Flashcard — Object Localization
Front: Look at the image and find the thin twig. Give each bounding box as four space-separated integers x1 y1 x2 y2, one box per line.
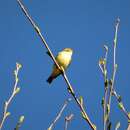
99 45 109 130
14 116 25 130
115 121 120 130
0 63 22 129
103 89 108 130
64 114 74 130
48 98 71 130
103 45 108 130
113 90 130 120
65 120 68 130
108 18 120 117
17 1 96 130
127 124 130 130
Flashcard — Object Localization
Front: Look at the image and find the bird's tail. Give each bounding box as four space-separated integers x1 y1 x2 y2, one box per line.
46 76 53 84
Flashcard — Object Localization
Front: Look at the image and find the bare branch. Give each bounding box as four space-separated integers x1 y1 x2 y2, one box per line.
65 114 74 130
107 18 120 118
99 45 109 130
0 63 22 129
99 18 120 130
48 98 71 130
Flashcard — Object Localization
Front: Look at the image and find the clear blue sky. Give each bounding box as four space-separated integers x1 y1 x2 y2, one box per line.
0 0 130 130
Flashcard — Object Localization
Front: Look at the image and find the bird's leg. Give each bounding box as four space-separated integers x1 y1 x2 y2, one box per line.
60 66 65 73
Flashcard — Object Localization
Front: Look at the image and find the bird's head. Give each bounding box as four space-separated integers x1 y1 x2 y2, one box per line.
63 48 73 55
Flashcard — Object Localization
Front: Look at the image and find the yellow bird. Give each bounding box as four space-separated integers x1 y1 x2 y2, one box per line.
47 48 73 84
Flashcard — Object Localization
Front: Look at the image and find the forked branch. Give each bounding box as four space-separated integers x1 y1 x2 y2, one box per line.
48 98 71 130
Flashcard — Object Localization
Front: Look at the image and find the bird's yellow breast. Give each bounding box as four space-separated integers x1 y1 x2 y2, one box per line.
56 51 72 69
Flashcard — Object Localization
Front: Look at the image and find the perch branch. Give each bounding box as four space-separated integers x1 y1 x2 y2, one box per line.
17 0 96 129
